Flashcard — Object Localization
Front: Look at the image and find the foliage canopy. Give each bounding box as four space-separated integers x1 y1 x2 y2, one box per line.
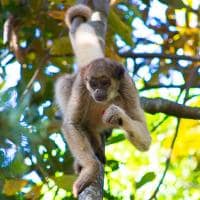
0 0 199 199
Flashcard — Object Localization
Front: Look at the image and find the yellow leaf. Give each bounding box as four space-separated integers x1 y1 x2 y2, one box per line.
163 98 200 161
177 26 199 35
3 179 28 196
110 0 121 5
48 10 65 20
1 0 9 6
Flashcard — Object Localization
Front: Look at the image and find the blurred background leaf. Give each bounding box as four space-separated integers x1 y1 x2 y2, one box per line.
0 0 199 199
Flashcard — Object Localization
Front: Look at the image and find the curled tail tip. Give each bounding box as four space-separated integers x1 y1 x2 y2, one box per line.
65 4 92 28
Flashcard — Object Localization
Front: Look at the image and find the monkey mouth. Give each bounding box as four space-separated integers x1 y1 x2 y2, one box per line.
94 96 107 103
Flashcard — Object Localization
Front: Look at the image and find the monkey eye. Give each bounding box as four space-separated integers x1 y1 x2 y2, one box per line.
101 79 111 87
89 79 98 88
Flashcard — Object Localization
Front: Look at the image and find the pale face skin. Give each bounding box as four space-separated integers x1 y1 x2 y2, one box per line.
85 75 120 104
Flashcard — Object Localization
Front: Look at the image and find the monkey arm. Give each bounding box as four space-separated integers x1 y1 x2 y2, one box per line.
103 73 151 151
102 104 151 151
120 109 151 151
62 75 100 197
62 122 100 197
119 74 151 151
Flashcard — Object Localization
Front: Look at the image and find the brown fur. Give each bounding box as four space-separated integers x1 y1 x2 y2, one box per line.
55 58 151 197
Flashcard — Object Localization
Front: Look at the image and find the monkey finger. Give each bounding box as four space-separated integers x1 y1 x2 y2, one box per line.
73 183 78 198
72 162 99 197
73 177 89 198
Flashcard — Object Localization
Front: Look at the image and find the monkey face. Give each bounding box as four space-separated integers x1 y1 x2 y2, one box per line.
86 75 119 103
82 58 125 103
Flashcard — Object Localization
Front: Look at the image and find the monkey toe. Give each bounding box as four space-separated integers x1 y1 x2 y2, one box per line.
73 179 90 198
73 168 96 197
73 181 83 198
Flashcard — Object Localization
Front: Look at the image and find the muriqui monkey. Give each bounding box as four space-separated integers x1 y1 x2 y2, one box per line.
55 4 151 198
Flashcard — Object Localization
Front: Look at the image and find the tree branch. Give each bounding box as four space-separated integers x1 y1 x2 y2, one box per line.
119 50 200 62
141 97 200 119
139 84 200 91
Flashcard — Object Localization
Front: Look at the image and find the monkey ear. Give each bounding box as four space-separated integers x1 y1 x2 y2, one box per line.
113 63 125 79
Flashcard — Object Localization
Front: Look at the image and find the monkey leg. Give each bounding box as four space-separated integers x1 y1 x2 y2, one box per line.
62 123 100 197
88 132 106 164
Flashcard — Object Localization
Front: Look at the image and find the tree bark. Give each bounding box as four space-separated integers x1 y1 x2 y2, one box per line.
141 97 200 119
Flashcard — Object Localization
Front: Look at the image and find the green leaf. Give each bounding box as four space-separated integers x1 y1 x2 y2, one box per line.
141 0 151 6
50 37 72 56
136 172 156 189
108 9 133 45
106 160 119 171
52 174 77 190
106 134 125 145
7 152 29 177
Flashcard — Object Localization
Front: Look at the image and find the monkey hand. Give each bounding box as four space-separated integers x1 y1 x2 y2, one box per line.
73 160 100 197
102 104 125 127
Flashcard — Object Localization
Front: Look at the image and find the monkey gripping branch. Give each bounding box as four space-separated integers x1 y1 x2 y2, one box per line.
62 1 200 200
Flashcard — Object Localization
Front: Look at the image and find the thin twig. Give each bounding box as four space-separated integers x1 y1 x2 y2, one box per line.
148 86 190 199
119 51 200 62
150 115 168 132
20 54 50 100
148 119 180 200
139 84 200 91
